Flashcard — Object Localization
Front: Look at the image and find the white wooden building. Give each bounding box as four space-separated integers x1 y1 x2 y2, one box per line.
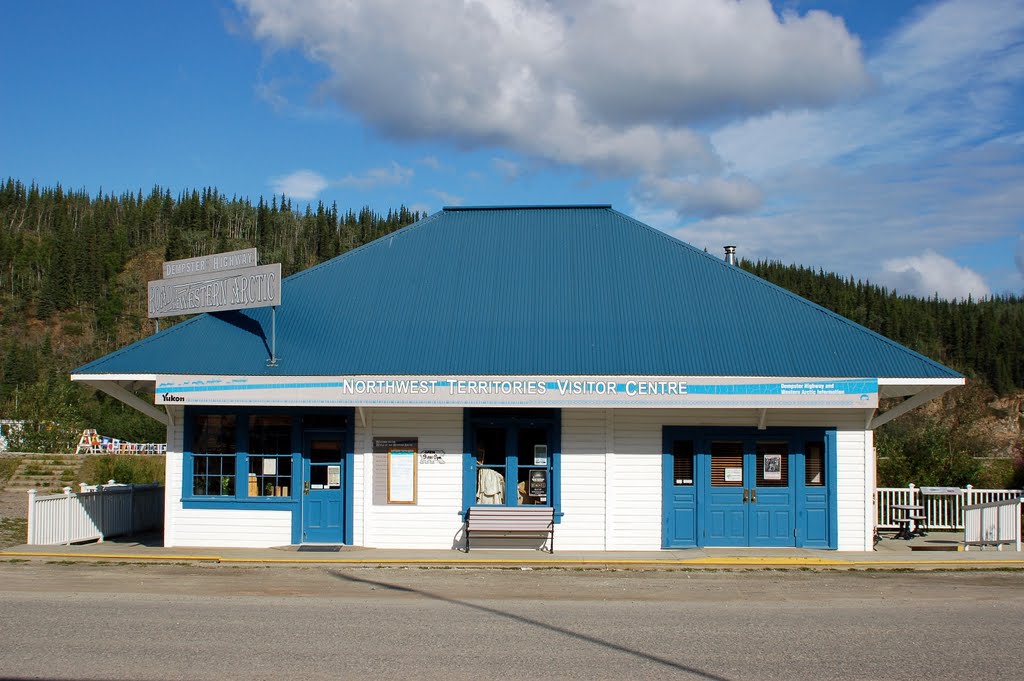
73 206 963 551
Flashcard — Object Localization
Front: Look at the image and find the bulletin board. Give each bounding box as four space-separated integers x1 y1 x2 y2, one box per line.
387 448 418 504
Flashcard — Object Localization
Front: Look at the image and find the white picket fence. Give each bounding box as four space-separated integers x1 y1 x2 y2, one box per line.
877 484 1023 530
26 482 164 545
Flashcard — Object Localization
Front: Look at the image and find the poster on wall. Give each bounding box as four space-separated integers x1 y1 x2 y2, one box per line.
327 465 341 489
528 469 548 498
387 449 417 504
533 444 548 466
724 467 743 483
763 454 782 481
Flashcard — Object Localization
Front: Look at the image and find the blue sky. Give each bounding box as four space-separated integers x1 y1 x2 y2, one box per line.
2 0 1022 299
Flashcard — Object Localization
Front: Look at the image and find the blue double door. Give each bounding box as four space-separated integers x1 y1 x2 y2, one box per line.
663 428 832 549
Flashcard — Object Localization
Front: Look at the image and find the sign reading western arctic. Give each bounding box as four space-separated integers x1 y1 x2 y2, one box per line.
148 248 280 318
155 375 878 408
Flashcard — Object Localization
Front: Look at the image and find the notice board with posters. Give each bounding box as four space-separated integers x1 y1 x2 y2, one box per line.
374 437 418 504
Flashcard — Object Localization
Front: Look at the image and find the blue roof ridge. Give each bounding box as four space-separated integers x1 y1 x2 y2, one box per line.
282 208 448 286
607 208 962 380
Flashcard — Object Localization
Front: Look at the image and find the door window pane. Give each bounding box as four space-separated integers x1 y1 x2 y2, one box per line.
711 441 743 487
805 441 825 486
672 440 694 486
756 442 788 487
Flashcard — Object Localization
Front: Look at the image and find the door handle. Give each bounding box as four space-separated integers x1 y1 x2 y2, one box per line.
751 489 757 503
304 481 310 495
743 488 749 503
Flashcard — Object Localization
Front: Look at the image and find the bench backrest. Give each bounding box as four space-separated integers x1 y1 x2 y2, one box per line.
468 506 553 528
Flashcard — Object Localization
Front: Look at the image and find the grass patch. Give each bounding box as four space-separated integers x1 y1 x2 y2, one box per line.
0 458 21 484
80 455 164 486
0 517 28 549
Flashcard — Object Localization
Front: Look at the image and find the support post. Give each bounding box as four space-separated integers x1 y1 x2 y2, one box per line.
26 489 36 546
267 306 278 367
64 486 73 546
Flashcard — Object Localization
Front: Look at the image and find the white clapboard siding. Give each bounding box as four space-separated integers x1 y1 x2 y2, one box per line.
163 406 292 548
836 428 870 551
164 407 184 548
558 409 607 550
358 408 465 549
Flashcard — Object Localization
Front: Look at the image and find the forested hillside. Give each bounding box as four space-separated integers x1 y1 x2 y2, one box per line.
0 178 1021 486
0 178 420 448
740 261 1023 394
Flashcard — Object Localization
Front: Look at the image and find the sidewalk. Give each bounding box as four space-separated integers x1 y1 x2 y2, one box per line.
2 532 1022 569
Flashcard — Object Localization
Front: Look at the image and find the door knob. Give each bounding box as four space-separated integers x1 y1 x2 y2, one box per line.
304 481 310 495
751 489 757 503
743 488 749 502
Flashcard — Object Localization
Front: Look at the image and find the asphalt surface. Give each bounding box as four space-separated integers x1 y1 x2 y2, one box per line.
1 563 1022 681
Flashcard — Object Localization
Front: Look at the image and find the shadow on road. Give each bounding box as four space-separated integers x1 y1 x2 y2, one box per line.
329 570 732 681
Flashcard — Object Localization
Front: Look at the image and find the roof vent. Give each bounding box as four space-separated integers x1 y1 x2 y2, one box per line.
724 245 736 265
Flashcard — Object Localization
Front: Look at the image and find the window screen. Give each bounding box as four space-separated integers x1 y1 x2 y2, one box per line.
805 441 825 486
711 441 743 487
672 440 694 486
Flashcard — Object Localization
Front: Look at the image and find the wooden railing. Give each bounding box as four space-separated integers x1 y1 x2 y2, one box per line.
877 484 1022 530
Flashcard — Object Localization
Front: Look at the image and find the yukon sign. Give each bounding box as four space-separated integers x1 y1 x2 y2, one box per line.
147 262 281 318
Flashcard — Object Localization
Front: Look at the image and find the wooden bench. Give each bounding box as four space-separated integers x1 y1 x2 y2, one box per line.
464 506 554 553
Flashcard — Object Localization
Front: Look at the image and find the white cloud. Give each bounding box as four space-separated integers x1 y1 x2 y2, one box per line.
336 162 414 190
430 190 463 206
665 0 1024 295
879 250 990 301
633 174 762 219
492 157 522 181
236 0 866 181
270 169 328 200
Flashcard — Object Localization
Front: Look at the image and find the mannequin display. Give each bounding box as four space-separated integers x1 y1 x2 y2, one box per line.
476 455 505 504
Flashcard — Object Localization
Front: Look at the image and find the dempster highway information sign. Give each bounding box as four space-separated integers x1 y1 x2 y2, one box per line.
148 249 282 318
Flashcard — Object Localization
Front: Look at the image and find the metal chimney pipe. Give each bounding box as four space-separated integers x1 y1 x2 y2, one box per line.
724 245 736 265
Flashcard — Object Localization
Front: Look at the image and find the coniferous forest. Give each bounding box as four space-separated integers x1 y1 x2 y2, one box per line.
0 178 1021 486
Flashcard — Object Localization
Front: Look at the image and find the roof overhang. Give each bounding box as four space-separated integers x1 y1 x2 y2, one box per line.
71 374 168 426
73 373 962 430
869 377 965 430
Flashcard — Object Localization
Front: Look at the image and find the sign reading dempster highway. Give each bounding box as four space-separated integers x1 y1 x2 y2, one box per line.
147 248 281 318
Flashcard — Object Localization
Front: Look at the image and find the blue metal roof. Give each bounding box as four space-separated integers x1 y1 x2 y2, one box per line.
74 206 961 379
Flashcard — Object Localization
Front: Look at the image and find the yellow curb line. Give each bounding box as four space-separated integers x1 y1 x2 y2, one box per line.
3 551 1023 568
0 551 221 562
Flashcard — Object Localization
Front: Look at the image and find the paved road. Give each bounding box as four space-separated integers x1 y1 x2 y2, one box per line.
1 563 1022 680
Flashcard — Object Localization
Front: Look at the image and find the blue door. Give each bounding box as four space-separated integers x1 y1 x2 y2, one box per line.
748 441 795 547
704 440 747 546
663 438 697 547
301 434 345 544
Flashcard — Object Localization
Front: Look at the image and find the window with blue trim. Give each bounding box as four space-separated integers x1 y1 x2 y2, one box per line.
465 409 560 513
247 415 293 497
186 411 296 502
191 415 237 496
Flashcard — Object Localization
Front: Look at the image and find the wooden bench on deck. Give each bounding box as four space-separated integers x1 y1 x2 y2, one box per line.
464 506 554 553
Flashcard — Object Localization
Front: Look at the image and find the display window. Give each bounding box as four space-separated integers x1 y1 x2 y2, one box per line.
464 409 560 515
